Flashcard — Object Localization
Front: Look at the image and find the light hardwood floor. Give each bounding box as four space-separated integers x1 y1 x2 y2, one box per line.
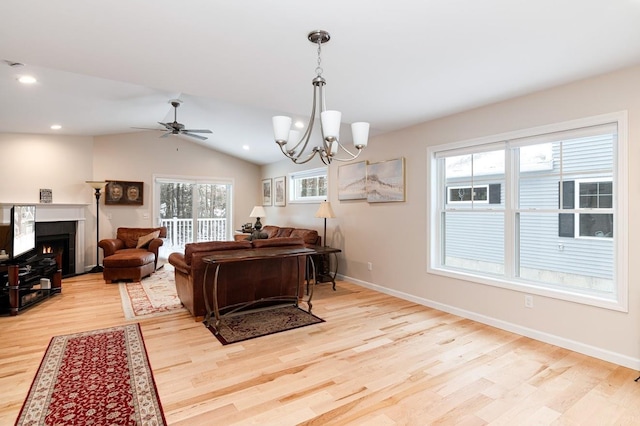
1 272 640 425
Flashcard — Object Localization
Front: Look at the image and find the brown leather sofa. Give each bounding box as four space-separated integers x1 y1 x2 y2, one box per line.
235 225 320 246
98 227 166 283
168 237 308 320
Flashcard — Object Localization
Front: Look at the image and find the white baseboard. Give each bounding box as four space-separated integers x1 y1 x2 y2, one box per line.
337 274 640 371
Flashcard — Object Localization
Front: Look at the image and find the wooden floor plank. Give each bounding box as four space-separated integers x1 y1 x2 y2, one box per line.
1 273 639 425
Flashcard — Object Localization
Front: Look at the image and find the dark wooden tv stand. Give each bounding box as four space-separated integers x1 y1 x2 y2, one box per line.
0 253 62 315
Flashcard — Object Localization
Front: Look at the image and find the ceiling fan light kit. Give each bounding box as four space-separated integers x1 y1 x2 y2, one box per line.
272 30 370 165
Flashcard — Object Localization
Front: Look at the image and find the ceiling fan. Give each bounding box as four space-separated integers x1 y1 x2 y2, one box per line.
134 99 213 140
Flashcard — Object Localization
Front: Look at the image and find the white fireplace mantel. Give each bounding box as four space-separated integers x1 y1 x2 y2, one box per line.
0 203 89 274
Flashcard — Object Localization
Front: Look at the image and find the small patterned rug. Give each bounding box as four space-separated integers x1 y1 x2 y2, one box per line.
118 265 185 320
207 305 324 345
16 324 166 425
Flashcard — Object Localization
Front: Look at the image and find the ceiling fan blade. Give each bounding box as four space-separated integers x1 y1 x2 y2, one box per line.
158 121 173 130
182 129 213 133
131 126 164 131
160 132 172 138
182 132 208 141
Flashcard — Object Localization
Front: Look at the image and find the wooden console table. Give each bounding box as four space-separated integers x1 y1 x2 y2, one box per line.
202 246 316 333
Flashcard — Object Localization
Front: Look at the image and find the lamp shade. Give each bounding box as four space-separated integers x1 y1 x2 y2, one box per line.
286 129 300 153
320 110 341 140
315 201 336 219
351 122 369 148
250 206 267 218
86 180 106 190
273 116 292 142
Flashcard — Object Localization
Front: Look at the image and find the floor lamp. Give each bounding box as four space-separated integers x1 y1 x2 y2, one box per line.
86 181 106 273
315 201 336 247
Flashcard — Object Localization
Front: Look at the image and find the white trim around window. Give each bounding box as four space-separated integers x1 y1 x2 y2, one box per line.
288 167 328 204
427 111 628 312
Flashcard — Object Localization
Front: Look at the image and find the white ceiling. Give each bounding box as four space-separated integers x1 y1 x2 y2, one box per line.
2 0 640 165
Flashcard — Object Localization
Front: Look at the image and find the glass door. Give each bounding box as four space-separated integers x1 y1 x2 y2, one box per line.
155 177 232 251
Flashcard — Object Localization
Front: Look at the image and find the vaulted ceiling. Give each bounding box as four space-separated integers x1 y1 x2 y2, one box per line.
2 0 640 165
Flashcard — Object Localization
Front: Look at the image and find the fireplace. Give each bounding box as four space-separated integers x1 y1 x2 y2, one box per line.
36 221 76 277
1 203 87 275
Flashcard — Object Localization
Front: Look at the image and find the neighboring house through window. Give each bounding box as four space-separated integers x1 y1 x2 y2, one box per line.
428 112 628 311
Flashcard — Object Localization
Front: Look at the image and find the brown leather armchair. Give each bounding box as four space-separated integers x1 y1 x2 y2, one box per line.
98 227 167 282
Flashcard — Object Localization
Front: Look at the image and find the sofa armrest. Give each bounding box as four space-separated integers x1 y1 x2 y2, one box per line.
168 252 190 275
98 238 125 257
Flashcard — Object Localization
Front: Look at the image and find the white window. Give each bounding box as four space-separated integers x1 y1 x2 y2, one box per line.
289 167 328 203
428 112 628 311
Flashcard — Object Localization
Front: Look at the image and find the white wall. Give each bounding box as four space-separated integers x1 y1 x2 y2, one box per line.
262 65 640 369
0 134 94 204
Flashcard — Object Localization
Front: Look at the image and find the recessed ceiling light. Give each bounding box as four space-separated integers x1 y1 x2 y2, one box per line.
18 75 37 84
242 145 250 150
294 121 304 129
50 124 62 130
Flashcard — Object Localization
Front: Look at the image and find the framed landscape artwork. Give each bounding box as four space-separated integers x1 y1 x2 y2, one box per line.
338 161 367 200
274 176 286 206
262 179 272 206
366 158 406 203
105 180 144 205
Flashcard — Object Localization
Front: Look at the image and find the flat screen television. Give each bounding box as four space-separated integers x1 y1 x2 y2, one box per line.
0 204 36 262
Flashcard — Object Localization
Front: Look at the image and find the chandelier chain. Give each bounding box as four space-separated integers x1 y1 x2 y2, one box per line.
315 39 323 77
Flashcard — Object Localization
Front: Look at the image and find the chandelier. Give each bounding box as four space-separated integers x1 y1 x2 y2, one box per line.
272 30 370 165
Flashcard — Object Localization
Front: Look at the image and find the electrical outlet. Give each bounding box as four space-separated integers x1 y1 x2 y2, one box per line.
524 295 534 308
367 262 373 271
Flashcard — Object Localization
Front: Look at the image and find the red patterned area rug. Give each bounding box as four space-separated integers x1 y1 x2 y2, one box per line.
207 305 324 345
119 265 185 320
16 324 166 426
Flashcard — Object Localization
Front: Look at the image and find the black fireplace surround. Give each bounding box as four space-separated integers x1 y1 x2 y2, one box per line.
35 221 76 277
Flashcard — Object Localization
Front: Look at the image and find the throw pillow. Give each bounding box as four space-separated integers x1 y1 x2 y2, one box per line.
136 230 160 249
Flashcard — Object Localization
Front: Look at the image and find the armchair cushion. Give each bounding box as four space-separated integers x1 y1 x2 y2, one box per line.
136 230 161 249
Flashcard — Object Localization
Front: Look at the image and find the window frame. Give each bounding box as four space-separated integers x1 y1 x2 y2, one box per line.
288 167 328 204
575 178 614 240
427 111 628 312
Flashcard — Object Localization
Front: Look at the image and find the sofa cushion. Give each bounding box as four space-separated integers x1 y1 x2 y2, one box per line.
290 228 319 245
251 237 304 248
275 227 294 238
261 225 280 239
184 240 252 265
136 230 160 249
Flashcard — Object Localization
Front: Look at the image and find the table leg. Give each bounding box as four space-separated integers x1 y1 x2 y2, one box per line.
307 256 316 313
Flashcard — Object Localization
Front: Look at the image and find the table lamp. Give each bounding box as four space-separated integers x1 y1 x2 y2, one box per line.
315 201 336 247
249 206 267 231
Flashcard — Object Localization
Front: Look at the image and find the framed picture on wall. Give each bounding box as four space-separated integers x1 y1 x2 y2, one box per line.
105 180 144 206
338 161 367 200
262 179 272 206
274 176 286 206
366 158 406 203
